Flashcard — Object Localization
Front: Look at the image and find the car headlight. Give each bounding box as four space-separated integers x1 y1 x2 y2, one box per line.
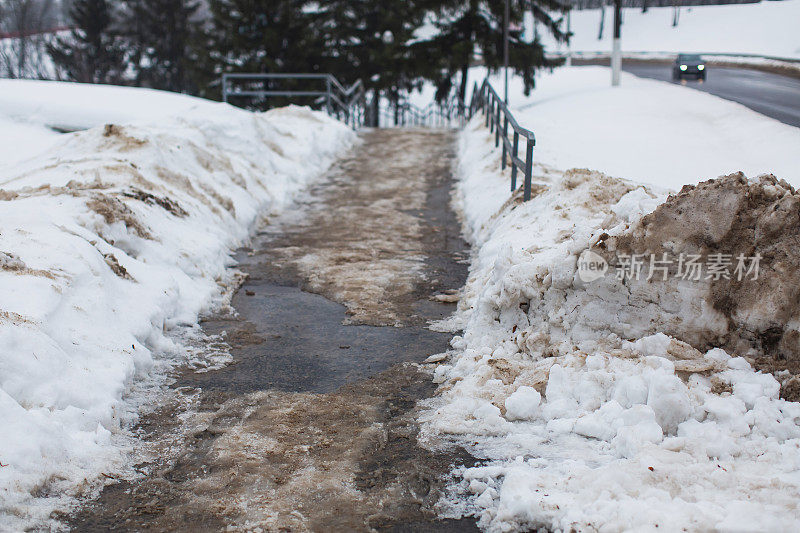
698 64 705 70
680 65 688 71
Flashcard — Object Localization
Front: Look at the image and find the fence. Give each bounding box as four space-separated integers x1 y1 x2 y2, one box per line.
379 93 465 128
469 78 537 201
221 73 366 129
221 72 465 129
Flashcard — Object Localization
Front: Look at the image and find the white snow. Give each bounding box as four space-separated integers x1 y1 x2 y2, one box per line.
0 79 224 132
545 0 800 59
0 80 355 529
424 72 800 531
0 114 61 169
471 66 800 189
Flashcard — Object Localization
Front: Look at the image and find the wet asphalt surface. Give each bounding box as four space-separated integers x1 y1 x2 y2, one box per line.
186 130 469 396
571 58 800 128
621 63 800 128
185 282 452 395
67 129 479 532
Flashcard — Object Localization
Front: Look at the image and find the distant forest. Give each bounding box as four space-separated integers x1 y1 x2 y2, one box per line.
0 0 776 108
1 0 572 108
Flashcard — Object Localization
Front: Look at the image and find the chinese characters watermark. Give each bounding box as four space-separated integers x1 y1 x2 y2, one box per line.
578 251 762 283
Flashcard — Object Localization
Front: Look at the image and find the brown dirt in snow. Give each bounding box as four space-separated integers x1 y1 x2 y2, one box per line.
102 124 149 151
101 252 134 281
86 193 154 240
154 165 230 219
0 309 35 325
122 188 189 217
68 129 476 531
0 251 57 279
598 173 800 398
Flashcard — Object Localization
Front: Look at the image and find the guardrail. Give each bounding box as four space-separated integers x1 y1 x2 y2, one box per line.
469 79 537 201
221 73 366 128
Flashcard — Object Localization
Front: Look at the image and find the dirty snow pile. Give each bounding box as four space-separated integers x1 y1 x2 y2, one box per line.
421 118 800 531
0 81 354 528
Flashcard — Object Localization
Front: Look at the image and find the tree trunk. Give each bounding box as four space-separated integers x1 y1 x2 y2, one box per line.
458 63 469 105
370 88 380 127
459 7 475 105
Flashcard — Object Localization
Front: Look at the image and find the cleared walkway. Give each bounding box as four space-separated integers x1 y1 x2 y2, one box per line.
69 130 477 531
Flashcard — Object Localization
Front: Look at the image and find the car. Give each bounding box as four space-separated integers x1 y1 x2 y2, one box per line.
672 54 707 81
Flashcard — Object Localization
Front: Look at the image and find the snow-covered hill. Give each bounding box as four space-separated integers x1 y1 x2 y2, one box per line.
463 66 800 190
543 0 800 59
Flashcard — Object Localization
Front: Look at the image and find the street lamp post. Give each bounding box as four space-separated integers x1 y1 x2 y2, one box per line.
504 0 510 103
611 0 622 86
566 8 572 67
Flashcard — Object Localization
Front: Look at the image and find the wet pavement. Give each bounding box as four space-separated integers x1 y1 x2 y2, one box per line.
573 58 800 128
68 129 478 532
185 282 451 394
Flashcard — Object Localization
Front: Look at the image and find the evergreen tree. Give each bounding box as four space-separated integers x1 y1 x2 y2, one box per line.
317 0 436 121
197 0 329 103
124 0 202 93
204 0 326 73
47 0 126 83
418 0 570 102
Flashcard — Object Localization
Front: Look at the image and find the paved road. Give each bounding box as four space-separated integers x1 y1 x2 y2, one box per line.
622 62 800 128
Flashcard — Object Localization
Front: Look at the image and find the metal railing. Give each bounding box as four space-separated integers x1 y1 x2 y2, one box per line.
220 72 468 130
219 73 539 203
469 79 537 201
380 94 465 128
221 73 366 129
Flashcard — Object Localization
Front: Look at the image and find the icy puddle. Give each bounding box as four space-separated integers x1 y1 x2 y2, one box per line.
68 129 477 531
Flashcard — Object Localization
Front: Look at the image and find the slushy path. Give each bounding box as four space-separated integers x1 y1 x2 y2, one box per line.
69 130 478 532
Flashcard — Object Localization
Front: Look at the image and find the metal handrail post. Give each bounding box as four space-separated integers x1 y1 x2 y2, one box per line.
325 77 332 114
494 101 501 147
511 131 519 191
523 138 534 201
501 115 508 171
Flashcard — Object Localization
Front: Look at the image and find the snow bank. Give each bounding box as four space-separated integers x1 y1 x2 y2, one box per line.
544 0 800 59
0 85 355 528
472 66 800 189
422 118 800 531
0 79 223 132
0 115 61 170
